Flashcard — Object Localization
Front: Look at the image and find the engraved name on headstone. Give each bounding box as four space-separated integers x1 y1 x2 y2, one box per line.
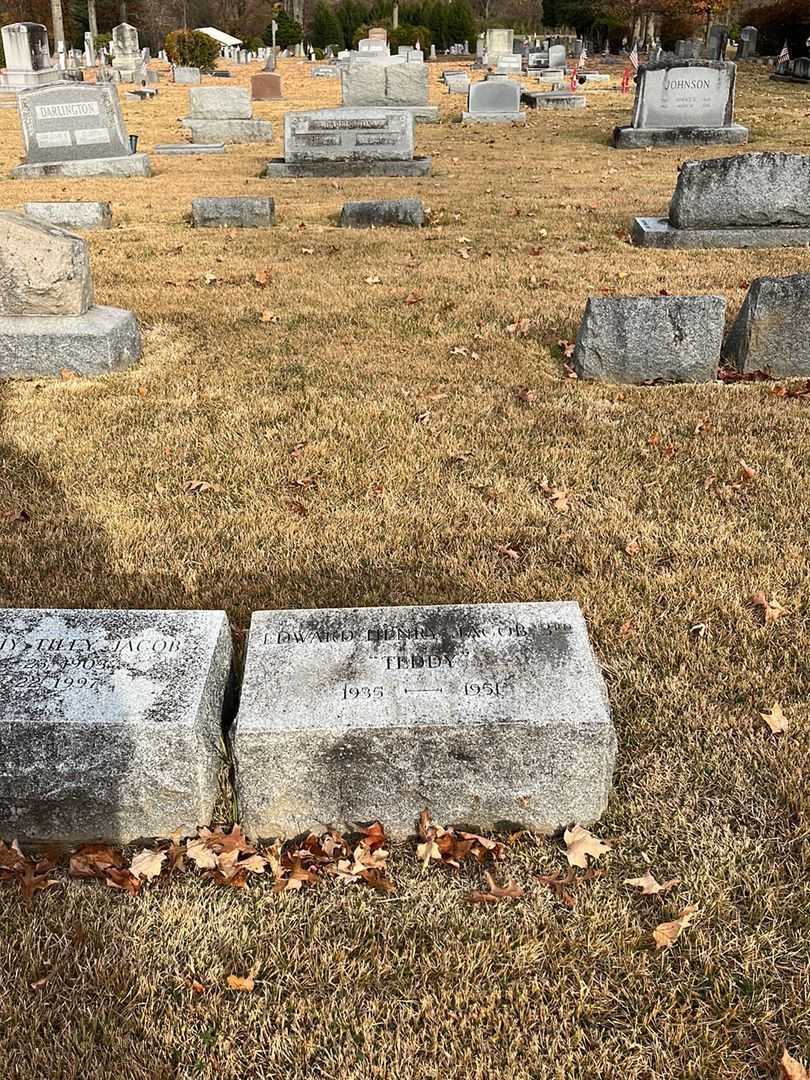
233 601 616 839
17 82 131 163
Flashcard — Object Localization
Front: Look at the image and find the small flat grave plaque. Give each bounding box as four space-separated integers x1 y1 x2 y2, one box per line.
233 601 615 838
0 608 232 845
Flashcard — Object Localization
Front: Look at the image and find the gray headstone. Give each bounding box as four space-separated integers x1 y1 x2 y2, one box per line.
669 152 810 229
188 86 252 119
723 273 810 376
573 295 726 383
0 609 232 845
0 211 92 316
22 200 112 230
0 22 62 90
282 108 415 163
232 602 615 839
467 78 521 113
548 44 566 68
339 198 424 228
192 196 276 228
16 82 132 165
173 66 201 85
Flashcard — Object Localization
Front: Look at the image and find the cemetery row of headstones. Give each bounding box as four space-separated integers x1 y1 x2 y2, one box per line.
0 603 616 846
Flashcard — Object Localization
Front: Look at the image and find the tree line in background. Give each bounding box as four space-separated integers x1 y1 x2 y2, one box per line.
0 0 806 57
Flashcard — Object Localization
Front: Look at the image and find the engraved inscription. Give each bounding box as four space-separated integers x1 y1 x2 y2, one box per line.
75 128 111 145
308 118 388 130
36 101 101 120
36 130 72 148
356 134 398 146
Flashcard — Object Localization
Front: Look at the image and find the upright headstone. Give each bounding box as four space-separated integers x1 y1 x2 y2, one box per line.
631 152 810 250
341 61 437 121
111 22 140 81
0 608 232 844
613 60 748 148
463 78 525 124
251 72 283 100
263 107 431 177
83 32 96 68
706 24 727 61
723 273 810 376
232 602 616 839
485 28 514 66
181 86 273 143
548 43 566 69
0 212 141 377
738 26 758 59
0 22 62 91
12 82 150 178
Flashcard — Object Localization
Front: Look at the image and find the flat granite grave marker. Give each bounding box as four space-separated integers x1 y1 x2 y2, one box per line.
631 152 810 249
613 60 748 148
263 108 431 178
232 601 616 839
339 197 424 228
192 196 276 228
0 609 232 845
723 273 810 377
22 200 112 229
0 211 141 377
572 294 725 384
13 82 151 178
181 86 273 143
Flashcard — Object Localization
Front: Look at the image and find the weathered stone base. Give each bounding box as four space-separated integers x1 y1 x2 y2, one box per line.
631 216 810 250
154 144 225 155
12 153 151 179
0 306 142 379
192 196 276 228
262 156 432 178
0 68 63 91
340 198 424 228
523 91 586 108
462 111 527 125
23 201 112 230
612 124 749 149
181 118 274 143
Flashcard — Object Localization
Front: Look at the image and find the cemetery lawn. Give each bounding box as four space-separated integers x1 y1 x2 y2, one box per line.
1 61 810 1080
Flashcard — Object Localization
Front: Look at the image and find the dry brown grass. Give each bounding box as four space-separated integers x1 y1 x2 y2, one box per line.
1 59 810 1080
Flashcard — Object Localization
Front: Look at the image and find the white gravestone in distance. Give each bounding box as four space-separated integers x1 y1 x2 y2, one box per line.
263 107 431 177
0 609 233 845
233 601 616 839
613 60 748 148
463 78 525 124
485 28 514 66
0 22 62 91
13 82 151 178
111 22 141 81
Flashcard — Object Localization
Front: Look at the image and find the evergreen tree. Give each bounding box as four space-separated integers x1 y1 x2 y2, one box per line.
265 8 303 47
446 0 476 46
309 0 343 47
335 0 369 48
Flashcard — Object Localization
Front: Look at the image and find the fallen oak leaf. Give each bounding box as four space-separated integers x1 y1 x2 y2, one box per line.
467 871 524 903
781 1049 809 1080
624 870 680 896
130 848 166 881
653 904 699 949
185 839 218 869
69 842 124 879
761 702 788 735
226 972 255 992
751 591 787 625
564 824 611 868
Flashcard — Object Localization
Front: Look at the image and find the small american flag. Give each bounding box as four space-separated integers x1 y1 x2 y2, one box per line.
629 42 639 71
777 41 790 66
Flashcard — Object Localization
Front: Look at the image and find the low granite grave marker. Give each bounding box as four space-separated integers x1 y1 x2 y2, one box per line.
613 60 748 148
341 61 438 122
632 152 810 249
723 273 810 377
13 82 151 178
572 295 725 383
181 86 273 143
339 197 424 228
232 601 615 839
23 200 112 229
463 78 525 124
263 108 431 178
0 609 232 845
192 196 276 228
0 212 141 377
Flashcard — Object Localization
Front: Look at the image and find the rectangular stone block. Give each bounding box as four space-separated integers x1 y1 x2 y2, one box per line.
174 66 201 84
23 200 112 230
12 152 151 178
192 196 276 228
341 63 386 105
468 78 521 114
385 62 429 105
523 91 586 108
154 143 224 155
723 273 810 377
0 306 141 377
233 602 615 839
573 295 725 383
631 60 737 128
0 211 93 317
0 609 232 845
181 118 273 144
252 73 283 100
282 108 414 163
613 123 748 149
339 197 424 228
189 85 251 119
669 152 810 229
630 216 810 250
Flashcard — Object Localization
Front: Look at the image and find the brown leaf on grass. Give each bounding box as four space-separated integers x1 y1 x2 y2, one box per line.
506 317 531 336
272 853 321 893
226 972 255 992
540 480 571 513
1 507 30 524
259 310 278 324
104 866 141 895
751 591 787 625
417 810 503 869
183 480 214 495
624 538 640 556
653 904 699 949
781 1049 809 1080
403 292 424 305
536 867 577 908
564 825 611 868
130 848 166 881
761 702 788 735
494 543 522 561
59 368 79 380
739 459 757 482
18 861 60 906
624 870 680 896
557 339 575 359
185 839 219 870
467 871 524 903
254 269 271 287
69 842 124 879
